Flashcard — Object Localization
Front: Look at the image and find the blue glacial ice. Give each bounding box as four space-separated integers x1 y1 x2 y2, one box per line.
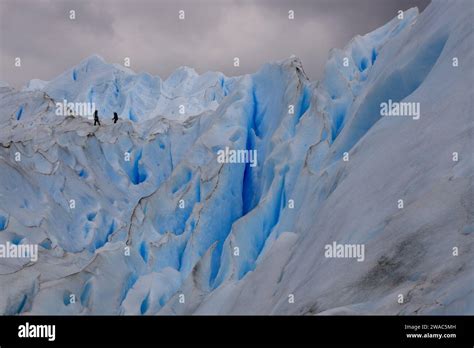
0 1 472 315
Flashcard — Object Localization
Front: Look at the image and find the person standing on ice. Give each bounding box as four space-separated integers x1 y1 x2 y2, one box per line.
113 112 118 124
93 110 101 126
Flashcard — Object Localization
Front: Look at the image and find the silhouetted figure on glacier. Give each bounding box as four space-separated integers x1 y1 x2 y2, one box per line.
113 112 118 124
93 110 101 126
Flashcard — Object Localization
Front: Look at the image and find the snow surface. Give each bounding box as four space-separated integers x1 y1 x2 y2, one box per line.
0 0 472 315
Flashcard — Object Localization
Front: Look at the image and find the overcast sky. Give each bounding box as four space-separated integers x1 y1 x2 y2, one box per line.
0 0 430 88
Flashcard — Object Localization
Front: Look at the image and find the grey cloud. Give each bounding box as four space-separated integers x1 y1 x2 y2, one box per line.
0 0 430 88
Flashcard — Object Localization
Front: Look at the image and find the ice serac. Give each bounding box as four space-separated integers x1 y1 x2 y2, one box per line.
0 0 472 315
37 54 232 122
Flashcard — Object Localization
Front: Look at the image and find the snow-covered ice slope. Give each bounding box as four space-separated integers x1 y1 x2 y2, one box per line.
0 0 472 315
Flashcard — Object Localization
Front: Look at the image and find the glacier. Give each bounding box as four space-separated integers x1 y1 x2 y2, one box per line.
0 0 472 315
